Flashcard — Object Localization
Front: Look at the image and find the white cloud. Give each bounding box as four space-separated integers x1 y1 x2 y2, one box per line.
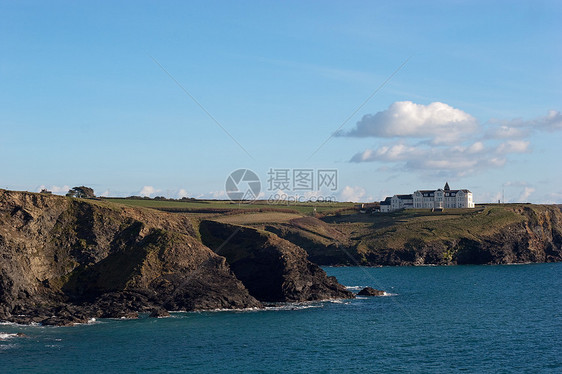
177 188 189 198
139 186 159 197
488 125 529 139
467 141 485 154
351 143 421 162
338 186 366 202
344 103 562 178
350 140 515 177
341 101 479 145
538 110 562 131
518 187 535 202
100 189 110 197
489 110 562 137
496 140 530 154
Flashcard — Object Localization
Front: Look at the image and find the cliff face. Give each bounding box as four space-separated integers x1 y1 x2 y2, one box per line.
362 205 562 266
453 205 562 264
264 206 562 266
0 190 261 325
0 190 351 325
199 220 353 302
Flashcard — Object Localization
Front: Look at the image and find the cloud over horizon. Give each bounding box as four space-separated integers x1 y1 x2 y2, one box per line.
343 102 560 177
338 185 369 202
139 186 159 197
340 101 479 145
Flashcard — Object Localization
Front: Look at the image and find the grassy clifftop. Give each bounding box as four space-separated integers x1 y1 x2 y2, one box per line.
160 202 560 266
101 197 562 266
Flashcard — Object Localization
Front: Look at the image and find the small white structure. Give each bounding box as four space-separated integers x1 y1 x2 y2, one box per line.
380 182 474 212
380 197 392 212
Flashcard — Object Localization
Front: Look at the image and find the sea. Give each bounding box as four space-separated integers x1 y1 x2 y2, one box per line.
1 263 560 373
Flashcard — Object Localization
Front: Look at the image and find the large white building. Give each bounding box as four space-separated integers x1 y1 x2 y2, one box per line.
380 182 474 212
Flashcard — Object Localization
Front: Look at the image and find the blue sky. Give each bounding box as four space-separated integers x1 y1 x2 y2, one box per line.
1 1 561 203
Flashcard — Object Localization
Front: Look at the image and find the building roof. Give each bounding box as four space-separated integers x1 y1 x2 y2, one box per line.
395 194 413 199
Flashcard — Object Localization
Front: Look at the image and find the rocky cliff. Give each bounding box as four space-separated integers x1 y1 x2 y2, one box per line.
0 190 352 325
263 205 562 266
199 220 352 302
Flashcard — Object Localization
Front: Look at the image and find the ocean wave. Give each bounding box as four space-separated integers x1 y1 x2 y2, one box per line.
72 318 100 326
170 301 329 314
0 343 17 350
0 321 40 327
380 292 397 297
264 303 324 311
0 333 18 340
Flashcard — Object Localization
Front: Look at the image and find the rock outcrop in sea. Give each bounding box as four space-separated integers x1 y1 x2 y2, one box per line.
357 287 385 296
199 220 353 302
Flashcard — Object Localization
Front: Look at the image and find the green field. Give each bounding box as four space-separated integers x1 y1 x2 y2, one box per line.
102 197 355 216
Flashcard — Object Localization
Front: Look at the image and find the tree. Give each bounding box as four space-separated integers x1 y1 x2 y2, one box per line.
66 186 95 199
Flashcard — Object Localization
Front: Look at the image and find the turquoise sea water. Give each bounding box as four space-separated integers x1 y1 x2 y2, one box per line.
1 263 561 373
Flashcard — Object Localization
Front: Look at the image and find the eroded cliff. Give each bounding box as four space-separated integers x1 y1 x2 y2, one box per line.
0 190 351 325
264 205 562 266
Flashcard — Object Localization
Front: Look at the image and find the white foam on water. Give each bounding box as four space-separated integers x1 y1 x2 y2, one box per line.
0 322 26 327
264 303 324 311
328 299 352 305
172 301 330 315
72 318 102 326
0 343 17 350
381 292 397 297
0 333 17 340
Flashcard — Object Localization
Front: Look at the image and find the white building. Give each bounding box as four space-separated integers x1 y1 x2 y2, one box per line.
380 182 474 212
391 194 413 210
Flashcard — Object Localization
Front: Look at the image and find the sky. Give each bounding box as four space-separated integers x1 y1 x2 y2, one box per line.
1 0 561 203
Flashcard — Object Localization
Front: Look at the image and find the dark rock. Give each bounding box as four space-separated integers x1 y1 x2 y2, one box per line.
199 221 354 302
41 315 88 326
149 307 170 318
357 287 385 296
